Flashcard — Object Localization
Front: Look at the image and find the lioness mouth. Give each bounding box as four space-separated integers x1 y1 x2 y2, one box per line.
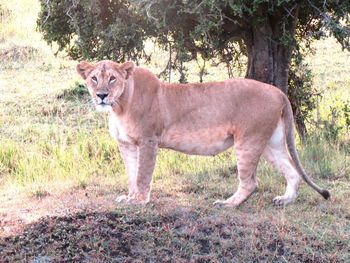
97 102 111 106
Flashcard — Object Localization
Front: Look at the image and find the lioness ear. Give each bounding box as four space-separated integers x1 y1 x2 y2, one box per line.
76 61 93 80
120 61 135 79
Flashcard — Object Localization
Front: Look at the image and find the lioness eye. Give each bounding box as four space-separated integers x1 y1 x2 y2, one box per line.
91 76 98 84
109 76 116 84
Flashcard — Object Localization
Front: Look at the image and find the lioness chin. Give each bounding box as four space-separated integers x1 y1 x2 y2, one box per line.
77 60 330 207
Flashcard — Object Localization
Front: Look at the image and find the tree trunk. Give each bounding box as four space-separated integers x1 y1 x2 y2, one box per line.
244 6 299 94
243 6 309 139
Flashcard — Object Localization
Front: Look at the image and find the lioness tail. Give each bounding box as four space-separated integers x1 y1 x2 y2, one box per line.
282 94 330 200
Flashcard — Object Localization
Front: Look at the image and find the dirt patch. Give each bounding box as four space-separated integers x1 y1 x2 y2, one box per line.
0 187 118 237
0 198 348 262
0 185 348 262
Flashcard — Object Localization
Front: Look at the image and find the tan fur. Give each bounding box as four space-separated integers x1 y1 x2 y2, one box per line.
77 60 330 206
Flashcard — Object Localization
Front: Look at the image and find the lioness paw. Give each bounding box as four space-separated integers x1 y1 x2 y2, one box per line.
116 194 129 203
115 194 150 205
213 199 240 208
126 198 149 205
272 195 295 206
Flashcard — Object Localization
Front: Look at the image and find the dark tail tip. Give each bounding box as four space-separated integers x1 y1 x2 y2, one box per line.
321 189 331 200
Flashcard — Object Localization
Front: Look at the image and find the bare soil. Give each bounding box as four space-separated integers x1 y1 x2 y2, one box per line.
0 188 348 262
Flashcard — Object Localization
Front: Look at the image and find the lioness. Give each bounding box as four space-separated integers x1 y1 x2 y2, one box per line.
77 60 330 207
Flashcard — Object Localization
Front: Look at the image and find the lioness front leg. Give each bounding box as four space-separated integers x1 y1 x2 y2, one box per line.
116 139 158 205
116 141 138 203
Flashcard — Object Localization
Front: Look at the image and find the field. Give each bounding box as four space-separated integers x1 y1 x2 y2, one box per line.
0 0 349 262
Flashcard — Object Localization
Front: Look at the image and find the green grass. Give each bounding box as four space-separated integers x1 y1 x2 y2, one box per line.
0 0 349 261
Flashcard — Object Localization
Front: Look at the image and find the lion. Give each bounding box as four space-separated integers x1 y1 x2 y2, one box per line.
76 60 330 207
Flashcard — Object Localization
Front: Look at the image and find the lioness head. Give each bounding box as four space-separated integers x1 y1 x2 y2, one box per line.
77 60 135 112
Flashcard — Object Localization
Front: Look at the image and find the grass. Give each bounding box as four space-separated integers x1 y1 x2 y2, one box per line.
0 0 349 262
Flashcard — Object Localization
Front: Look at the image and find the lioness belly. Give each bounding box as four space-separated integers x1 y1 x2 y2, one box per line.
161 130 234 156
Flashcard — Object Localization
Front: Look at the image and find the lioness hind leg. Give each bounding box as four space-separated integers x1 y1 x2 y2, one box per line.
214 143 262 207
263 120 301 206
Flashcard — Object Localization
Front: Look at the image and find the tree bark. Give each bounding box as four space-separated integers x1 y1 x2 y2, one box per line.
244 6 299 94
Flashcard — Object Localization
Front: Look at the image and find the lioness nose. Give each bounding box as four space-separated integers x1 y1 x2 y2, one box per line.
97 93 108 101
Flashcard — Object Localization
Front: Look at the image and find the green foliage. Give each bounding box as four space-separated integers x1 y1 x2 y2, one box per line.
37 0 349 62
37 0 149 61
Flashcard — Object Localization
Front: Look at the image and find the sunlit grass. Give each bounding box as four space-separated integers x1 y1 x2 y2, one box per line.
0 0 50 50
306 37 350 141
0 130 123 191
